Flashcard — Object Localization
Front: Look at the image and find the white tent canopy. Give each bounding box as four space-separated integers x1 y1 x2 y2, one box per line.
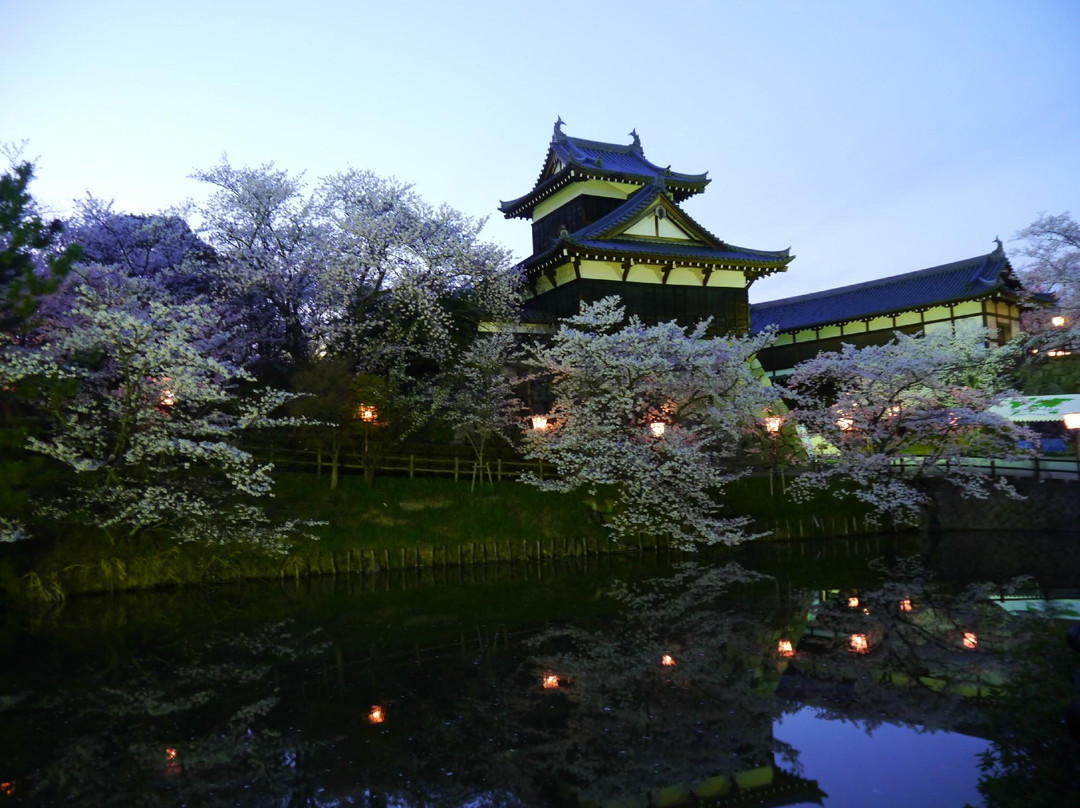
990 394 1080 422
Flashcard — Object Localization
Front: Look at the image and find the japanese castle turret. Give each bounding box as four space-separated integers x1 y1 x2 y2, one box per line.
499 120 793 335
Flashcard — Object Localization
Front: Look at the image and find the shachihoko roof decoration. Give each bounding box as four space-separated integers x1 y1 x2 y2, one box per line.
749 242 1051 334
519 176 792 281
499 119 710 219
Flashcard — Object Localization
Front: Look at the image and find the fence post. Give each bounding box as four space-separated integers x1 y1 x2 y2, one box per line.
497 458 502 482
539 459 544 481
454 456 459 482
409 454 415 479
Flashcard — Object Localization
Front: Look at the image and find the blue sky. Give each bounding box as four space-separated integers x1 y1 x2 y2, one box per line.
4 0 1078 301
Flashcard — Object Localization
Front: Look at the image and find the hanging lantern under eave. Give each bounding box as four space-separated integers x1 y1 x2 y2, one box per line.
649 421 666 438
777 639 795 657
531 414 549 432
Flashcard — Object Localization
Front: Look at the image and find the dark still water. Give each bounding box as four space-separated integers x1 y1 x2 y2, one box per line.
1 532 1079 808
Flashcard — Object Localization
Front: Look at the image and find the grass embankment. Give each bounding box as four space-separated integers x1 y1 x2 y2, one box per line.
1 471 879 602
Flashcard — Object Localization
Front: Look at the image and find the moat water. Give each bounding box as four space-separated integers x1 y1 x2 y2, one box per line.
1 531 1078 807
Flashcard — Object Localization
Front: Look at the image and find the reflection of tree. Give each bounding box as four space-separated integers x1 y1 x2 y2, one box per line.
0 620 329 807
973 610 1080 808
784 558 1037 734
496 563 815 806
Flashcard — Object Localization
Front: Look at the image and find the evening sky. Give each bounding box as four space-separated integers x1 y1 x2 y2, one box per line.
3 0 1078 301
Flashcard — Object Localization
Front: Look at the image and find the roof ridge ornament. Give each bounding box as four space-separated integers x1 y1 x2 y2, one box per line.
629 128 642 152
553 116 566 142
993 236 1003 251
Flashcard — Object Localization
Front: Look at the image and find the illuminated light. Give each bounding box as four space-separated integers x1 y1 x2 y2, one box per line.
164 747 182 777
836 416 855 432
1048 349 1073 358
1064 412 1080 430
0 782 14 797
847 596 860 609
357 404 378 423
1051 315 1067 327
777 639 794 657
962 632 978 650
886 404 902 418
160 389 175 407
530 414 549 431
763 415 783 434
368 705 386 724
165 748 178 761
862 607 870 615
899 599 913 613
542 673 560 690
649 421 666 438
660 654 676 667
848 634 870 653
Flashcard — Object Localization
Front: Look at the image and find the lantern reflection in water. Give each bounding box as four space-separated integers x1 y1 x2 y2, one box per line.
848 634 870 653
660 654 676 667
542 674 560 690
962 632 978 650
777 639 795 657
164 747 181 777
368 705 386 724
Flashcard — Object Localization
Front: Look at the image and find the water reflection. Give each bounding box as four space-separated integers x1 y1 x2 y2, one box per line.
0 535 1077 807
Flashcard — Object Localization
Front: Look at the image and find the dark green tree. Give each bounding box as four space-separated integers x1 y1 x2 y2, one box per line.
0 160 81 331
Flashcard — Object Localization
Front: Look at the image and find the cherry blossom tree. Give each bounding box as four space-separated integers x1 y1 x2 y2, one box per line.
521 297 776 548
1013 211 1080 331
438 332 522 489
3 270 313 550
786 330 1035 527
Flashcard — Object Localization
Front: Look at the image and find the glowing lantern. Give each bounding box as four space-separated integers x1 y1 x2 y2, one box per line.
660 654 676 667
542 673 560 690
836 416 855 432
368 705 386 724
165 748 178 761
530 414 549 431
848 634 870 653
899 599 913 613
0 782 14 797
649 421 666 438
763 415 783 434
1051 315 1067 327
1064 412 1080 431
777 639 794 657
847 596 860 609
962 632 978 650
357 404 378 423
160 388 175 408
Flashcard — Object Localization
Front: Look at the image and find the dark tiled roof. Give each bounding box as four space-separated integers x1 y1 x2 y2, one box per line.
749 244 1044 334
499 120 709 218
518 180 791 275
